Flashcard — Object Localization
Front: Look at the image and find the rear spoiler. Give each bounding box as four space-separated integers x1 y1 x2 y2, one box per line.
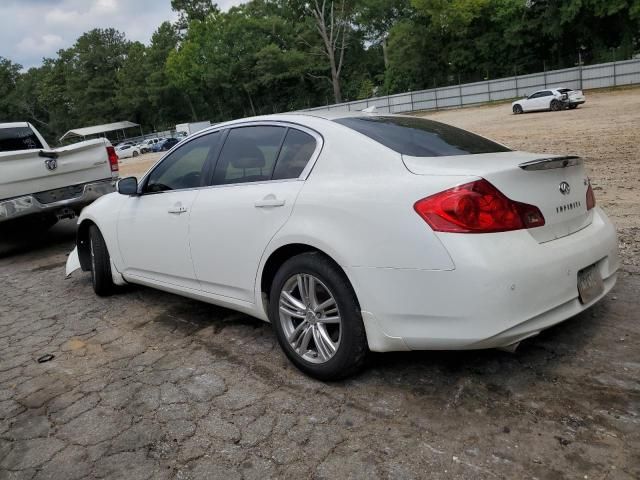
519 155 582 171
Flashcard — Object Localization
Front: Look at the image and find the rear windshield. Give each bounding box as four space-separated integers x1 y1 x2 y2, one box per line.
557 88 573 93
334 116 510 157
0 126 44 152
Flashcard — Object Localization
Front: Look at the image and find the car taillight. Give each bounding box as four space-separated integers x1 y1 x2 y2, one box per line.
586 180 596 210
107 146 119 172
414 179 545 233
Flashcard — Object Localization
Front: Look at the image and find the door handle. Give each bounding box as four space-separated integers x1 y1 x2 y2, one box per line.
168 206 187 214
255 197 285 208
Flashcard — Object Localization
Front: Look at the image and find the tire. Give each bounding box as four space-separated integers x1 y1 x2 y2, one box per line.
133 151 139 157
89 225 114 296
550 99 562 111
569 104 578 109
513 104 523 114
269 252 367 380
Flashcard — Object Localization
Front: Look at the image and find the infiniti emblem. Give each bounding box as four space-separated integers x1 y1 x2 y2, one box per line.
559 181 570 195
44 158 57 171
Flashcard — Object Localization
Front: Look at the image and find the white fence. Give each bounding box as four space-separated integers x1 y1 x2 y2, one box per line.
305 58 640 114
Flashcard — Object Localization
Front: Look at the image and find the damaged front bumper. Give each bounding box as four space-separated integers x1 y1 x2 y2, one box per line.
65 247 81 277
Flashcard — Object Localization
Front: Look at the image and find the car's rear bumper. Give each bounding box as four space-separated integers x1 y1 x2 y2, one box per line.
350 207 619 352
0 179 115 223
564 96 585 105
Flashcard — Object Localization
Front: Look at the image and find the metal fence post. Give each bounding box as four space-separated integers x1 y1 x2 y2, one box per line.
613 61 617 87
410 91 414 112
543 61 547 87
487 80 491 102
578 51 584 90
458 74 463 106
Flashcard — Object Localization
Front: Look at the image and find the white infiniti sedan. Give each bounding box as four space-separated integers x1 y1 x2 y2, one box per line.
66 113 619 379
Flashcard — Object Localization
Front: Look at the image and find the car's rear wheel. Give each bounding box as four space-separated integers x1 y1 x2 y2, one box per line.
568 104 578 109
513 104 523 114
89 225 114 296
550 99 562 111
269 252 367 380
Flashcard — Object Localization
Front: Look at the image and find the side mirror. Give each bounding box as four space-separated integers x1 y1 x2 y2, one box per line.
117 176 138 195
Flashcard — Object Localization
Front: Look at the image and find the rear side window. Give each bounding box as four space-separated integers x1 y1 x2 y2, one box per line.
272 129 316 180
212 126 286 185
0 127 43 152
334 116 510 157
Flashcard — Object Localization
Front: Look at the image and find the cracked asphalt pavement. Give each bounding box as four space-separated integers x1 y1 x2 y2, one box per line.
0 220 638 480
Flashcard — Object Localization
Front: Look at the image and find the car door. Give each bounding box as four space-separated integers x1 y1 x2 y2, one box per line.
189 124 321 302
535 90 554 110
116 131 221 289
523 91 542 111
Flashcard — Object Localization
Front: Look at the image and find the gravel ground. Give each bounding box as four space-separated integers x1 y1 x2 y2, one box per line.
1 88 639 479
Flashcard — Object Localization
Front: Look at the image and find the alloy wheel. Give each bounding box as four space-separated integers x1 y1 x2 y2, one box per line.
278 273 341 364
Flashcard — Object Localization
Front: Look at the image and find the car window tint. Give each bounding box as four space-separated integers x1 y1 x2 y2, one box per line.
0 127 43 152
334 116 510 157
145 133 219 193
272 129 316 180
212 126 286 185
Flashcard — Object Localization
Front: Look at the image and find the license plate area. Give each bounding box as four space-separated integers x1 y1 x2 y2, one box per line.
577 263 604 304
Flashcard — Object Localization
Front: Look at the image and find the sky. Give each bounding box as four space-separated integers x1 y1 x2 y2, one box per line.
0 0 242 69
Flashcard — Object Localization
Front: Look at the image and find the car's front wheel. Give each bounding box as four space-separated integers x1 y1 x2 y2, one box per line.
568 104 578 109
269 252 367 380
512 104 523 114
89 225 114 296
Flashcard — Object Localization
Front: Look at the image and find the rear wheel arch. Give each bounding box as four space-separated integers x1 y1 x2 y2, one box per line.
260 243 358 309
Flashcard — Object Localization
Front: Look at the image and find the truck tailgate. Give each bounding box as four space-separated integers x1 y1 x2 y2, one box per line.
0 139 112 201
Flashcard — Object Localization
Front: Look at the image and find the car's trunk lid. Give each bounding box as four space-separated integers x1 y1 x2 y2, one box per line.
403 151 592 243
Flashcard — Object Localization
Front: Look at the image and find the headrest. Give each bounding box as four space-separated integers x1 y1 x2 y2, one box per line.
230 143 265 169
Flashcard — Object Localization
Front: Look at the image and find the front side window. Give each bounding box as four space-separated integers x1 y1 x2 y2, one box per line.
212 126 286 185
272 129 317 180
144 132 220 193
334 116 510 157
0 127 43 152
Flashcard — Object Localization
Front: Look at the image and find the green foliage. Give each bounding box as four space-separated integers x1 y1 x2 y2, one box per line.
0 0 638 144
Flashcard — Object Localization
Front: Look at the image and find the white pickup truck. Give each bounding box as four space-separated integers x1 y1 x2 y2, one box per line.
0 122 118 229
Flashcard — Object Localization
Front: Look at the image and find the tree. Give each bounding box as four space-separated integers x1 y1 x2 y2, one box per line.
171 0 219 28
354 0 412 68
0 57 22 121
306 0 351 103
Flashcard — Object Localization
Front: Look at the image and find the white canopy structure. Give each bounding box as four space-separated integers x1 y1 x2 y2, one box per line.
60 121 141 141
